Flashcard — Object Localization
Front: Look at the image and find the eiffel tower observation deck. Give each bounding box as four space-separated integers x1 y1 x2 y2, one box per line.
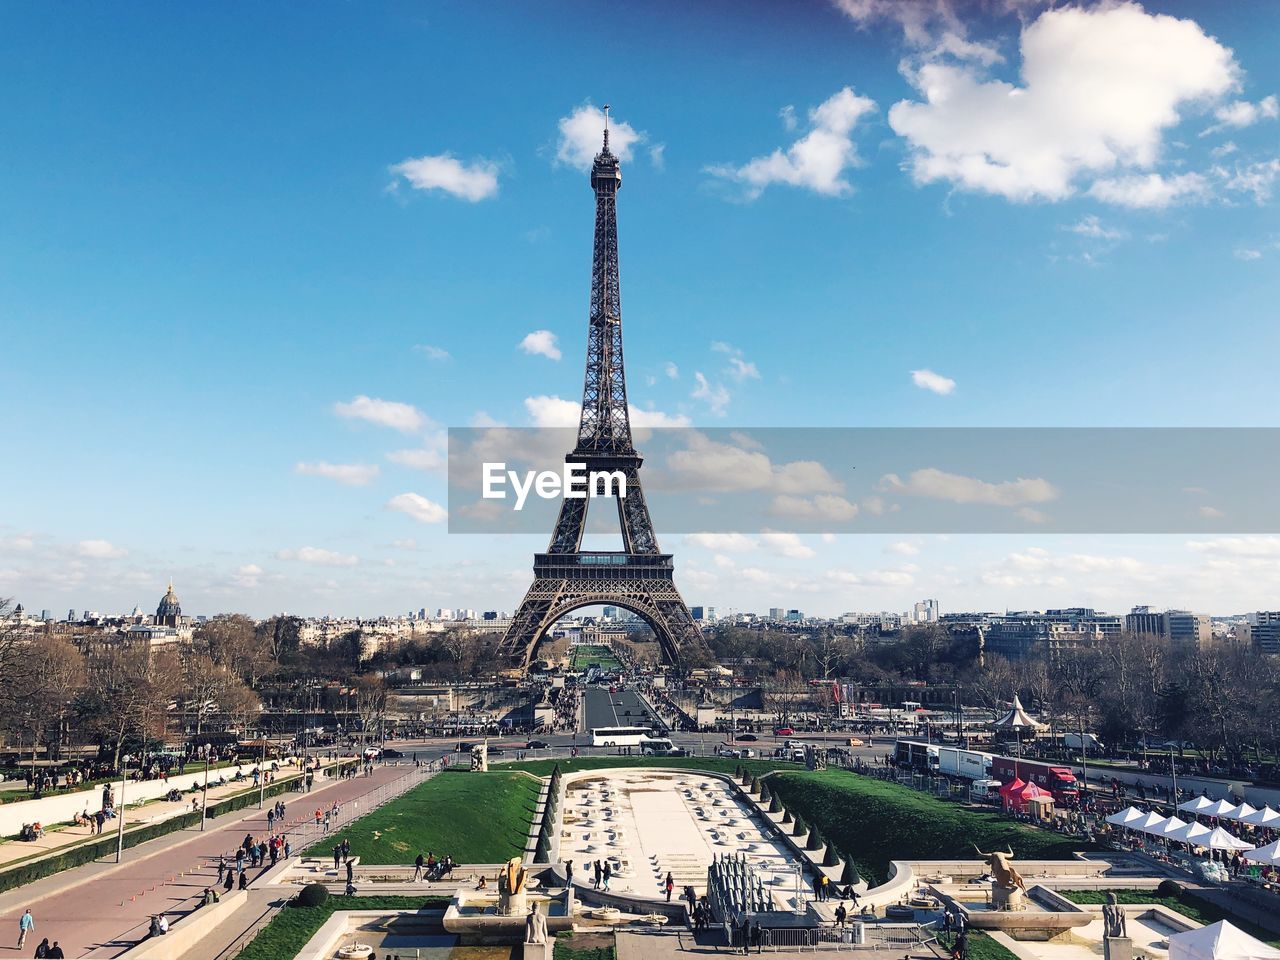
498 108 709 672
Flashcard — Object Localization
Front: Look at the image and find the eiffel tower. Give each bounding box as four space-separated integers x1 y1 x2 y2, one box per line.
498 109 708 672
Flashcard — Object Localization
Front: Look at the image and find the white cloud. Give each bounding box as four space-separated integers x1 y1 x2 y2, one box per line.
712 341 761 382
1087 172 1211 209
779 105 798 131
760 532 816 558
770 494 860 522
1068 215 1125 240
1198 505 1225 518
0 534 34 551
1186 536 1280 557
630 407 692 428
78 539 127 559
519 329 562 361
888 3 1239 203
880 468 1059 506
1235 248 1263 261
910 368 956 395
390 154 499 201
556 104 644 169
664 361 679 380
1219 159 1280 204
707 87 877 199
276 546 359 566
414 344 452 361
692 372 731 416
294 461 380 486
685 533 758 552
649 144 666 171
665 433 843 496
888 541 920 556
386 447 446 473
333 395 429 433
831 0 965 48
1206 95 1279 133
386 492 447 524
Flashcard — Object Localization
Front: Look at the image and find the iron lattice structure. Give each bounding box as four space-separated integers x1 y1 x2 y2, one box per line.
499 120 708 671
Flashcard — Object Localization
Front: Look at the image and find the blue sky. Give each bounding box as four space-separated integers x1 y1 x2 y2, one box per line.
3 0 1280 618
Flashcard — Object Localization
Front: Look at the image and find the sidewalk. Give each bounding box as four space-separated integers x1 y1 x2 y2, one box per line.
0 759 348 877
0 762 413 958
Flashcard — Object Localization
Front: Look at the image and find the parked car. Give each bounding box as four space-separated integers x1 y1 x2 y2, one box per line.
774 727 794 736
526 740 550 750
455 742 473 753
737 733 759 742
382 748 404 759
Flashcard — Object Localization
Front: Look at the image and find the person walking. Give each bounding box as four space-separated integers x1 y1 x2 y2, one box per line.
665 872 675 902
34 936 50 958
47 943 65 958
414 853 425 881
18 908 34 949
593 860 602 889
602 862 612 891
333 844 342 870
835 903 847 927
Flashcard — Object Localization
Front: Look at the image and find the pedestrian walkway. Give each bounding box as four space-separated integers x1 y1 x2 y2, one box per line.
0 762 421 958
0 760 337 877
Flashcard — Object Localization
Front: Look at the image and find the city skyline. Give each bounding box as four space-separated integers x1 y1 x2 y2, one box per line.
4 1 1280 617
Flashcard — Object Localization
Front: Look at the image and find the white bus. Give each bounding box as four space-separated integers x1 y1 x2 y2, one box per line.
591 726 671 750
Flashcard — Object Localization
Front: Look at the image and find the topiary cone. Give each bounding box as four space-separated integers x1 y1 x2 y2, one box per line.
793 815 807 836
823 844 841 867
840 856 860 885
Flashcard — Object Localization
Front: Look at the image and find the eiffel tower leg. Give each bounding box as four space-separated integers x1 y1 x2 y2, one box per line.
498 578 565 672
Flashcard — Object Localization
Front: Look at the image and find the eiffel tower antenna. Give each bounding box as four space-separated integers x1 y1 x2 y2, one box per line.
498 108 709 673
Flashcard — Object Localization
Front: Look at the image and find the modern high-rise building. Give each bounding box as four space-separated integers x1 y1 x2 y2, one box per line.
1252 611 1280 655
768 608 785 620
1165 611 1212 651
912 599 940 623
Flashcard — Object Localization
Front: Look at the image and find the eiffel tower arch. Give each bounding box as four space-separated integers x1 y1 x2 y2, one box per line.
498 110 710 673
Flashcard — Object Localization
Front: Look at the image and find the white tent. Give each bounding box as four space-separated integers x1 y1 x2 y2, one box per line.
1226 802 1259 823
1166 821 1213 845
1153 815 1190 839
1106 806 1147 827
1239 806 1280 829
1242 839 1280 866
1169 921 1280 960
1178 795 1220 814
991 695 1047 730
1203 798 1241 818
1132 811 1169 834
1201 826 1255 852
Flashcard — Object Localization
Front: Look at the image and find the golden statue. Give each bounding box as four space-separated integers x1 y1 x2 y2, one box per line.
973 845 1026 890
500 856 528 896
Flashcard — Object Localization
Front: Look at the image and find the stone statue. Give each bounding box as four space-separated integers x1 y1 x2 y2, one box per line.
973 845 1026 891
525 905 548 943
1103 893 1127 939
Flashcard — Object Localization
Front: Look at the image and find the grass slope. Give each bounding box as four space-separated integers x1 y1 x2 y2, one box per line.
236 896 448 960
767 769 1092 884
304 770 540 864
1059 890 1280 948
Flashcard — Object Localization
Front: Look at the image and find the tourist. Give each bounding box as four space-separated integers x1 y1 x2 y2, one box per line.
341 837 351 862
346 859 354 884
593 860 602 889
952 929 969 960
943 909 954 936
811 875 824 902
665 872 674 902
18 909 34 949
333 844 342 870
239 871 249 891
414 853 425 881
267 809 275 831
751 920 763 954
565 860 574 885
47 943 65 959
835 903 847 927
34 937 50 958
738 915 751 955
602 862 612 891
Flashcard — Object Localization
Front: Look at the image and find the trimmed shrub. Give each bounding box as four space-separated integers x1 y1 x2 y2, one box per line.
807 828 825 851
769 795 783 814
782 809 793 824
793 815 807 836
840 856 860 885
297 883 329 907
1156 880 1184 899
760 783 772 803
823 845 841 867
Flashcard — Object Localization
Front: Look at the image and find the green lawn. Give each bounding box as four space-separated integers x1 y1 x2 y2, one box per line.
236 896 448 960
1059 890 1280 948
967 931 1020 960
570 644 621 670
303 770 541 864
503 756 801 778
555 931 616 960
766 769 1093 884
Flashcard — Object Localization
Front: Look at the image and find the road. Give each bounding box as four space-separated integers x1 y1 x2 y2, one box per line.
582 687 663 734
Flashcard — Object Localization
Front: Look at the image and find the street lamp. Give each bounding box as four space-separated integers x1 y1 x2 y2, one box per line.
200 743 212 831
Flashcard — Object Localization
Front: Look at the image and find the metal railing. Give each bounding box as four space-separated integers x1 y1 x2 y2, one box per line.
755 922 940 953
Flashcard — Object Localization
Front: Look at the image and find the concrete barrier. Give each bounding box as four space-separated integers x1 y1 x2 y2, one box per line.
109 890 248 960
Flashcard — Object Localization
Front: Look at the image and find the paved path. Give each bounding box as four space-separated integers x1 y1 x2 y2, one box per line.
0 763 424 958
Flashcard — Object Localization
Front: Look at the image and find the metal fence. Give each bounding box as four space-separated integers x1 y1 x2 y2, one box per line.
756 922 940 953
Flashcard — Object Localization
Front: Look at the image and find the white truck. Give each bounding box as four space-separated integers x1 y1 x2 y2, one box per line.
935 746 995 781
